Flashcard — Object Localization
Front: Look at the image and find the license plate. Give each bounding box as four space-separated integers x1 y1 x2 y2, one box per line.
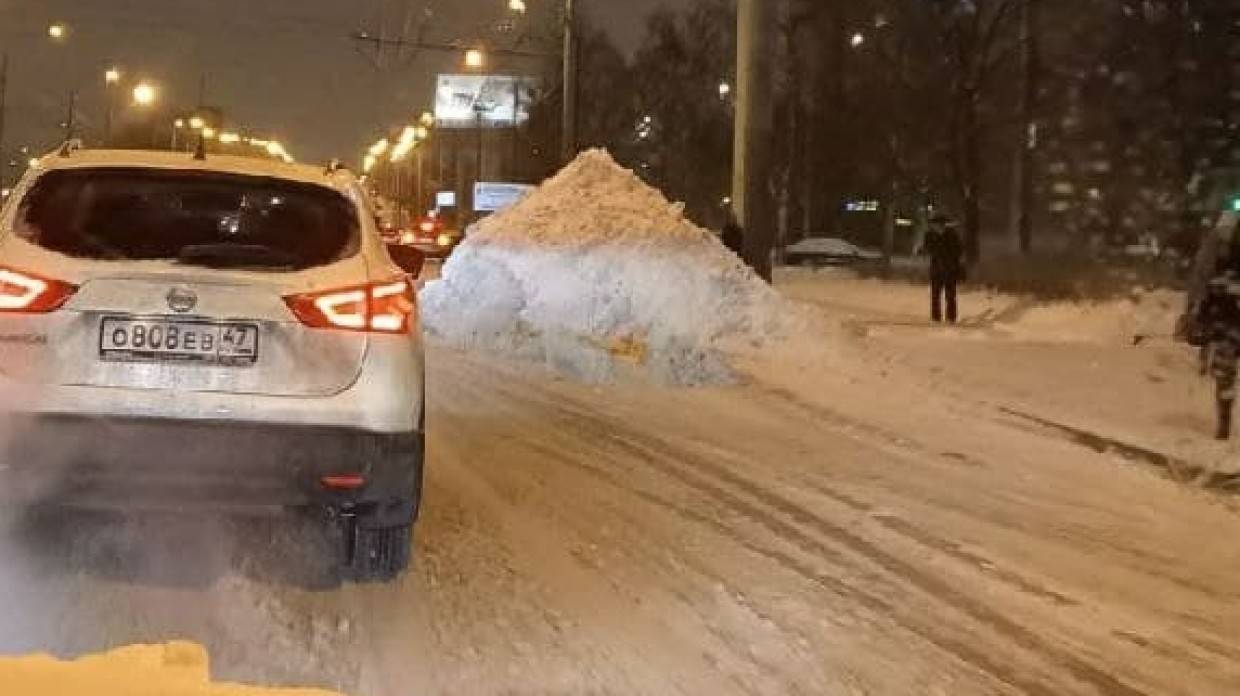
100 317 260 366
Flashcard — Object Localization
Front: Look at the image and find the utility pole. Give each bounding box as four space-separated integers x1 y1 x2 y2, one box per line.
63 89 78 142
415 146 424 218
561 0 578 163
732 0 777 282
512 76 522 180
1009 0 1040 255
0 54 8 188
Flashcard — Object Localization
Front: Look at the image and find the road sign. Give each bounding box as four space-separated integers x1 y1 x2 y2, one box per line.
473 182 533 212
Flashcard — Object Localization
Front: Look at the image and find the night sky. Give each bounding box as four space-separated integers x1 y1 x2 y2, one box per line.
0 0 680 168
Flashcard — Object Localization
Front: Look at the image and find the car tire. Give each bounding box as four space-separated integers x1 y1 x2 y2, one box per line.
347 512 414 582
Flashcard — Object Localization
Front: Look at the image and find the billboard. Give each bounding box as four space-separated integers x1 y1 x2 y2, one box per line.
474 182 534 212
434 74 538 128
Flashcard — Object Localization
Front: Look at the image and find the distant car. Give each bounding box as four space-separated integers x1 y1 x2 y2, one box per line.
402 215 464 259
0 149 427 581
784 237 884 266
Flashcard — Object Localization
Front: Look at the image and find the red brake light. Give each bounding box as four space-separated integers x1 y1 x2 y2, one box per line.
284 277 416 334
0 266 77 313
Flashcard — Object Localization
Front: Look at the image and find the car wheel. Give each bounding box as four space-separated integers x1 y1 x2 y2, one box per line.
346 509 414 582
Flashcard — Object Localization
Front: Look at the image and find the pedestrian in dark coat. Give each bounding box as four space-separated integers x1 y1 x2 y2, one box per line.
925 214 965 323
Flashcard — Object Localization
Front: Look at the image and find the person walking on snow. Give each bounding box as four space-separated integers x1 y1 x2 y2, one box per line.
925 213 965 323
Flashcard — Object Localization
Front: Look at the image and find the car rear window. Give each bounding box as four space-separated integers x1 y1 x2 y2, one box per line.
15 168 359 271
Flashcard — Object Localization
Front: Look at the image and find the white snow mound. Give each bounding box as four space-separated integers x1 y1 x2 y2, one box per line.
420 149 798 385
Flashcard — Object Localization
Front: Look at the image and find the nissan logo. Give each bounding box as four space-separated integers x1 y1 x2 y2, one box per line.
166 287 198 313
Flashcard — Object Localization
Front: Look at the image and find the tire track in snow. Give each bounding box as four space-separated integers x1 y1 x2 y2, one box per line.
491 374 1153 696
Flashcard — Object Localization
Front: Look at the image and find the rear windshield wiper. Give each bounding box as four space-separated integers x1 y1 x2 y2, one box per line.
177 244 299 269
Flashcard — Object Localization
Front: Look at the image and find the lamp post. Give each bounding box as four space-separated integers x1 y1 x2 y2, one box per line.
104 68 121 146
46 23 76 142
0 53 8 189
561 0 577 163
129 82 158 148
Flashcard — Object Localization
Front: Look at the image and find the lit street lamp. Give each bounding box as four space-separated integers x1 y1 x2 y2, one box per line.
103 68 123 146
464 49 485 69
47 23 67 41
131 82 157 107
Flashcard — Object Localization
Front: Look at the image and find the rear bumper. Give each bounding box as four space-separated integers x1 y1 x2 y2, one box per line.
1 414 424 518
410 242 453 259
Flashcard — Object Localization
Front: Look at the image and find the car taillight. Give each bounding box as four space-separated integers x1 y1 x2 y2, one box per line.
0 266 77 313
283 278 416 334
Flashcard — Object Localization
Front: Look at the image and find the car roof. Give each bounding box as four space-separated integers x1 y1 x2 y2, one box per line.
28 149 354 194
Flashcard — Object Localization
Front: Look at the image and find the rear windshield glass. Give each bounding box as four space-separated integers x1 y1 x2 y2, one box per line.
15 168 359 271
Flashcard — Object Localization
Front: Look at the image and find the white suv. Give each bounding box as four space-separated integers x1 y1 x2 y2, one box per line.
0 149 425 580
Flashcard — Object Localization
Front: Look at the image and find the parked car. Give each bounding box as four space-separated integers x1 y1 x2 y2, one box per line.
784 237 884 266
0 149 426 581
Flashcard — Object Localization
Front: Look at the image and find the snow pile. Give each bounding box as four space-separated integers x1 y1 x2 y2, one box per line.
420 149 797 384
998 289 1183 344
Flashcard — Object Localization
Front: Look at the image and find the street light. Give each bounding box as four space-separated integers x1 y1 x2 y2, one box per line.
188 116 205 130
464 49 485 69
507 0 527 13
718 81 731 98
131 82 157 107
103 68 124 146
850 32 866 48
47 23 67 41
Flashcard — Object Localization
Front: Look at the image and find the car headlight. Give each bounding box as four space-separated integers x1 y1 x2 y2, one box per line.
436 233 452 247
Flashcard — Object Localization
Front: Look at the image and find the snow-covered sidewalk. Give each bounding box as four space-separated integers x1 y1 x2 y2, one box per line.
777 267 1240 485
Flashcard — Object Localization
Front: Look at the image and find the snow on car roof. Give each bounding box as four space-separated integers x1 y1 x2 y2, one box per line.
28 149 352 193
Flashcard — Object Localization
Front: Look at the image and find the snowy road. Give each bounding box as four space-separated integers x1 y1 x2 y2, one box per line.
3 339 1238 695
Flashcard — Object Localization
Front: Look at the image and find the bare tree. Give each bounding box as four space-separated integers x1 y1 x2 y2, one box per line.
934 0 1021 263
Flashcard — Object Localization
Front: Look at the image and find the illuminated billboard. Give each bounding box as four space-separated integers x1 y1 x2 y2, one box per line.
434 74 538 128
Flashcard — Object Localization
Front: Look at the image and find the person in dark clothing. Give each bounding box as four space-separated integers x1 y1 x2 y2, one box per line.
924 214 965 323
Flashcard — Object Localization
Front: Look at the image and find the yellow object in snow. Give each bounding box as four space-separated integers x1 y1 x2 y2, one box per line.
0 642 346 696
